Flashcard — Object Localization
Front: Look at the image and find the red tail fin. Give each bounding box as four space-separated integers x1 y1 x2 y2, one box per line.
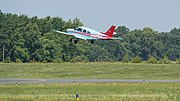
103 25 116 37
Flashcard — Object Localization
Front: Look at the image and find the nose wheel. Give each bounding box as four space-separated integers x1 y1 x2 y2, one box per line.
69 38 73 42
90 40 94 44
88 40 94 44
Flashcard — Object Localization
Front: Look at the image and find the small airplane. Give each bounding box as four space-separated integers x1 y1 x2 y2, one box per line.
53 25 122 44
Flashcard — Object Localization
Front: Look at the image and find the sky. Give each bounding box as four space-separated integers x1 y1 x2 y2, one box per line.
0 0 180 32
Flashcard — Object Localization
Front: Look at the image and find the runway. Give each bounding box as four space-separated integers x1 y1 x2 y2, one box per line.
0 78 180 84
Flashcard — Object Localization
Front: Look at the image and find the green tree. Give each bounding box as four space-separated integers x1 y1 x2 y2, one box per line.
51 17 65 31
23 22 45 62
115 26 130 37
1 11 180 63
39 16 53 34
125 27 164 60
159 28 180 60
72 17 83 28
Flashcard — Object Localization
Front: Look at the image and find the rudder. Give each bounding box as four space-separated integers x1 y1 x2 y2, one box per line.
104 25 116 37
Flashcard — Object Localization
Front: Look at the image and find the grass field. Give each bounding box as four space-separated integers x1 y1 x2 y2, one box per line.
0 82 179 101
0 62 179 79
0 63 179 101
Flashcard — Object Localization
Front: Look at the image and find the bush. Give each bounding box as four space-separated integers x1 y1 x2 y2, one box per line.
29 59 37 63
70 56 86 63
15 58 22 63
131 56 142 63
176 58 180 64
160 55 170 64
147 56 158 64
122 53 130 63
53 58 63 63
4 56 11 63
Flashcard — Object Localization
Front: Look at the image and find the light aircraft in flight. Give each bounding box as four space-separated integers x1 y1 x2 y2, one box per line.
53 25 122 44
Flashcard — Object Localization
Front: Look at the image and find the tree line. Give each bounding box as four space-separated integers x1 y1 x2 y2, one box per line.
0 11 180 63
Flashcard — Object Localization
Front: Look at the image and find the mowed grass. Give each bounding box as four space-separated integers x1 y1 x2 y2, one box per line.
0 62 179 79
0 63 180 101
0 82 179 101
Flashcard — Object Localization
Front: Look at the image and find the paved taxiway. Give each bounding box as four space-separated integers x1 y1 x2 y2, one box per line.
0 78 180 84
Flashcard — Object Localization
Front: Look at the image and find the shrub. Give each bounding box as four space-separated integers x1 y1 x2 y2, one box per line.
160 55 170 64
147 56 158 64
122 53 130 63
15 58 22 63
176 58 180 64
30 59 36 63
131 56 142 63
4 56 11 63
70 56 86 63
53 58 63 63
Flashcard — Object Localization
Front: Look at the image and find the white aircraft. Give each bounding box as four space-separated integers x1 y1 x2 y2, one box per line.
53 25 122 44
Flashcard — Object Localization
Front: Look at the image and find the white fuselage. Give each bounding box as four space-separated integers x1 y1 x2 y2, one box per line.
67 27 108 39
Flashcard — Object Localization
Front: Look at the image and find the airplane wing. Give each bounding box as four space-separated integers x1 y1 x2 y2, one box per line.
110 37 123 40
100 37 123 40
74 34 98 40
53 30 70 35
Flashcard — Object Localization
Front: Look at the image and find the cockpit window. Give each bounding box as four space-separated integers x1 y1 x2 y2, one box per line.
87 31 90 33
74 28 77 30
76 28 82 32
83 30 86 33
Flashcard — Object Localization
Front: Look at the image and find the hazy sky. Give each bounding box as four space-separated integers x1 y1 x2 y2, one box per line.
0 0 180 32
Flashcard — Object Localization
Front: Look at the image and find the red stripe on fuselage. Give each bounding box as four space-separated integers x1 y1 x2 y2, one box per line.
70 31 111 39
71 31 99 38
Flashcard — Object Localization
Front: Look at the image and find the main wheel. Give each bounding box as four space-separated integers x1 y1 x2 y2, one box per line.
74 40 78 44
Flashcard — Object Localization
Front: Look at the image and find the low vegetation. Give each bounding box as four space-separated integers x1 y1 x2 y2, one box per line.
0 82 179 101
0 63 179 100
0 63 179 79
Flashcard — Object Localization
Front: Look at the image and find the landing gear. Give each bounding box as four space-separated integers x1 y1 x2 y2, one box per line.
90 40 94 44
69 38 79 44
69 38 94 44
74 40 79 44
69 38 73 42
88 40 94 44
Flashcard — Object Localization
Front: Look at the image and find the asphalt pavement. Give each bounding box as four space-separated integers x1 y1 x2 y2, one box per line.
0 78 180 84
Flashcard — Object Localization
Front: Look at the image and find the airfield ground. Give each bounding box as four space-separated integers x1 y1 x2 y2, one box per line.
0 63 179 79
0 82 179 101
0 63 179 100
